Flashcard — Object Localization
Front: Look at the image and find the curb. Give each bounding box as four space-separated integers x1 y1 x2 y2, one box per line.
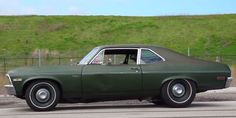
202 87 236 94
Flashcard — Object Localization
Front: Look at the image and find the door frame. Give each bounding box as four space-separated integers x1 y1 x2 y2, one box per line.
88 47 166 65
89 48 141 65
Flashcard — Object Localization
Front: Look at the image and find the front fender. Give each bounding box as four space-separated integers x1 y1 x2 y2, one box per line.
23 76 63 86
20 76 63 96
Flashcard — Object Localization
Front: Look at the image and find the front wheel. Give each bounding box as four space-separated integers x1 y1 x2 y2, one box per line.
25 81 60 111
161 79 196 107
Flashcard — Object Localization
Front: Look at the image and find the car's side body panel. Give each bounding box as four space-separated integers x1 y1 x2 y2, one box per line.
5 45 232 103
81 64 142 98
8 65 83 98
141 62 230 93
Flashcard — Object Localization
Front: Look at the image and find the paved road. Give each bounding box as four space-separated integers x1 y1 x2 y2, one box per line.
0 101 236 118
1 87 236 118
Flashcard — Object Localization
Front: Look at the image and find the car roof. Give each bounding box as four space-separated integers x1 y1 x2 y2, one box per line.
96 44 162 49
93 44 216 65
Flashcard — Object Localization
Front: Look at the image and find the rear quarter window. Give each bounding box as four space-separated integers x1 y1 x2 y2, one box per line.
141 49 164 64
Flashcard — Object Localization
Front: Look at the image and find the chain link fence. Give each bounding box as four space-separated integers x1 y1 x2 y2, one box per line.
0 56 82 74
0 55 235 74
0 55 235 93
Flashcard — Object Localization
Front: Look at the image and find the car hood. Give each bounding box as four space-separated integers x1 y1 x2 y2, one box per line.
7 65 83 77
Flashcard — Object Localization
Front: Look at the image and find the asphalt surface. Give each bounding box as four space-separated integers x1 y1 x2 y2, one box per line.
0 101 236 118
0 87 236 118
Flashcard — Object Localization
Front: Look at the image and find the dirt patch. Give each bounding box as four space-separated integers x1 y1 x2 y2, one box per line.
0 74 7 94
195 88 236 101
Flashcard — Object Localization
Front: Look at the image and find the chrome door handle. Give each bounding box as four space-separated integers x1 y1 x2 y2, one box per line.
130 67 140 71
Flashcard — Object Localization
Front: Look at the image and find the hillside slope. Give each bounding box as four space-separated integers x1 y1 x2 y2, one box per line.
0 14 235 59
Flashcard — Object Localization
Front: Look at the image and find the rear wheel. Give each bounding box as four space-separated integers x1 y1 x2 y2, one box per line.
25 81 60 111
161 79 196 107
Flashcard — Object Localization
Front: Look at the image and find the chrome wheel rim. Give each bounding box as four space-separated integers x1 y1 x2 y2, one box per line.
35 88 50 103
172 83 185 97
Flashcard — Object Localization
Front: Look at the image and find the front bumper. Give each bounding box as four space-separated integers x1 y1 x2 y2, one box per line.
4 85 16 95
225 77 233 88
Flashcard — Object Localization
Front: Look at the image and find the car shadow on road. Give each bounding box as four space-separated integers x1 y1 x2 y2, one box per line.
55 104 157 111
53 102 223 111
15 102 225 112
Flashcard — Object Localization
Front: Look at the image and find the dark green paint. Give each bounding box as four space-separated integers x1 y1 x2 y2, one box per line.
7 45 231 102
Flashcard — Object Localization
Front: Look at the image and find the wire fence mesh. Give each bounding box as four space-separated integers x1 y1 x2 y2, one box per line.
0 55 235 93
0 55 235 74
0 56 82 74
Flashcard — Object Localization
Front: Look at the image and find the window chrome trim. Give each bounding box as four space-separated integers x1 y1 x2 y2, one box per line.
89 48 140 65
79 47 100 65
89 49 105 65
140 48 166 63
137 48 141 65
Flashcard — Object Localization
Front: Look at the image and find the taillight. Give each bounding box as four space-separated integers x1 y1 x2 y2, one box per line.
216 76 226 81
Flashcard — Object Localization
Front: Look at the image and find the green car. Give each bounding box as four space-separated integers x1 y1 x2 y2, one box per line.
4 45 233 111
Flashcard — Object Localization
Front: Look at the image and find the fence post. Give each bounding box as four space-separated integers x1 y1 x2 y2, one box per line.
38 49 41 67
187 47 191 56
25 57 27 66
31 58 34 66
58 56 61 65
216 56 222 62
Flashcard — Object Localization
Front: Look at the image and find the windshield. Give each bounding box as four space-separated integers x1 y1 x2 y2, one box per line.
79 47 99 65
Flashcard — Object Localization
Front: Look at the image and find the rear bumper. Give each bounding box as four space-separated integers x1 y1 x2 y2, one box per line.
4 85 16 95
225 77 233 88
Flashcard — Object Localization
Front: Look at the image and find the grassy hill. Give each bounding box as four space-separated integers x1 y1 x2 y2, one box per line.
0 14 235 62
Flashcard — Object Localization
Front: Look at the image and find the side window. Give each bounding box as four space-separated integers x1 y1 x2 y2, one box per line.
140 49 163 64
103 54 126 65
91 49 138 65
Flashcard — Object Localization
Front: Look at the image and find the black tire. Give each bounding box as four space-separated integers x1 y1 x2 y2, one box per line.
161 79 196 108
25 81 60 111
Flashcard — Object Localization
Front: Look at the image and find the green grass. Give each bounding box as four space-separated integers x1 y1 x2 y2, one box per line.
0 14 235 62
0 15 236 89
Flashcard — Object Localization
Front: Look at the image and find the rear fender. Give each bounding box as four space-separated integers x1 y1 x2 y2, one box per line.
161 76 198 86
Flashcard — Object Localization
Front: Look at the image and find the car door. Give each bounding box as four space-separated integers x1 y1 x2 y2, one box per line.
140 48 166 92
82 48 142 98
